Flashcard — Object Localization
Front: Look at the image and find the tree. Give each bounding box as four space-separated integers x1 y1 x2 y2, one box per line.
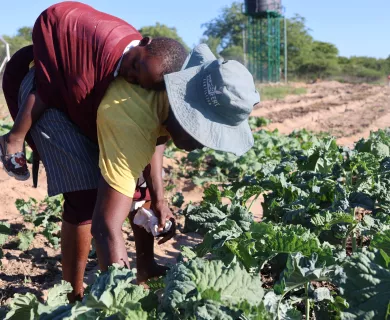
338 55 386 82
138 23 189 51
201 4 315 74
297 41 339 78
385 55 390 75
16 27 32 41
202 1 246 48
219 46 244 64
280 15 314 76
2 26 33 56
201 1 246 59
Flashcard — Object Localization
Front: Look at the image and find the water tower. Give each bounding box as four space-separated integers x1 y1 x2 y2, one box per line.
244 0 283 82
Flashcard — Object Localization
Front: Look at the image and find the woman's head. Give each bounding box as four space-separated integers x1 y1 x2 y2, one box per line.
164 108 204 152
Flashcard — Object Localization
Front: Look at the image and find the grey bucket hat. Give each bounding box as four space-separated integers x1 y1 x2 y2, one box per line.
181 43 217 70
164 45 260 156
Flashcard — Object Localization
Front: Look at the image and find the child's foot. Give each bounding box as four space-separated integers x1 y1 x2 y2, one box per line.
137 262 169 286
0 135 30 181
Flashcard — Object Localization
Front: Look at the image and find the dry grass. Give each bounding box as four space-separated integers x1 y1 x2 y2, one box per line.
258 84 307 101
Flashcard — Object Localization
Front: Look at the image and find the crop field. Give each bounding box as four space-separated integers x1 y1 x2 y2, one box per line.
0 80 390 319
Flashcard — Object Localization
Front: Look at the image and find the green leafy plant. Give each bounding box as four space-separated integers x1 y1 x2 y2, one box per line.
171 192 184 208
162 258 266 319
0 222 11 263
248 116 271 130
5 265 157 319
274 253 336 319
14 195 63 250
6 127 390 319
17 231 34 251
334 249 390 319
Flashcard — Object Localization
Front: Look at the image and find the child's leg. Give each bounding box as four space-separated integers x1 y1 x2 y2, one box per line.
130 202 169 285
0 91 47 180
5 91 47 155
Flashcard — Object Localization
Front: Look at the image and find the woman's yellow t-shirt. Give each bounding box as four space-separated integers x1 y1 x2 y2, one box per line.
97 77 169 197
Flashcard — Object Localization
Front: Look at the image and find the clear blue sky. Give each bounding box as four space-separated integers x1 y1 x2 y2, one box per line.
0 0 388 59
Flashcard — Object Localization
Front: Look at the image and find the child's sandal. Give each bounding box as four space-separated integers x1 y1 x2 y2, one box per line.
0 136 30 181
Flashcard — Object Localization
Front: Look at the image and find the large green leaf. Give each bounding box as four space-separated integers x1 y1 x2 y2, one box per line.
300 138 341 174
62 302 98 319
335 249 390 319
38 305 73 320
274 253 335 295
196 222 335 273
202 185 222 204
270 253 337 320
5 265 156 319
84 264 156 317
371 229 390 256
183 201 253 237
162 258 265 318
5 293 39 320
311 211 355 231
6 281 73 320
249 223 334 267
196 219 243 257
17 230 34 251
183 203 228 235
263 292 302 320
46 281 73 307
355 134 390 158
229 204 253 232
181 299 242 320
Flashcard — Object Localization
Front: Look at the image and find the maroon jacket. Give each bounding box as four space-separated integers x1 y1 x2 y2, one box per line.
33 1 142 142
2 2 150 200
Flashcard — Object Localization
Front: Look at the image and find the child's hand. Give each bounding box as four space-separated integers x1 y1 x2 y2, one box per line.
153 200 176 244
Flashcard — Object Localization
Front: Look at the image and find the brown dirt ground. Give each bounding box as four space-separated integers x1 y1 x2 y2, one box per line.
0 80 389 308
253 81 390 148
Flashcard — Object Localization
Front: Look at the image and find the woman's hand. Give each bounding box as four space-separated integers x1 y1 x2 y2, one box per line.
153 199 176 245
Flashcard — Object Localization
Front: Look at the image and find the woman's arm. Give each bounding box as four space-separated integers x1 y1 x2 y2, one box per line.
91 176 133 270
146 137 176 244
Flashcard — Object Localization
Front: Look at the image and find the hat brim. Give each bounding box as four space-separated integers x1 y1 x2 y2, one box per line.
164 65 254 157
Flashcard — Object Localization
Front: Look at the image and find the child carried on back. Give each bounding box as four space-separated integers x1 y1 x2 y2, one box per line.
0 2 187 180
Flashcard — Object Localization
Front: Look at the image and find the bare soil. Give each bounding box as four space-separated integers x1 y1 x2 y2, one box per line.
0 80 389 308
252 81 390 148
